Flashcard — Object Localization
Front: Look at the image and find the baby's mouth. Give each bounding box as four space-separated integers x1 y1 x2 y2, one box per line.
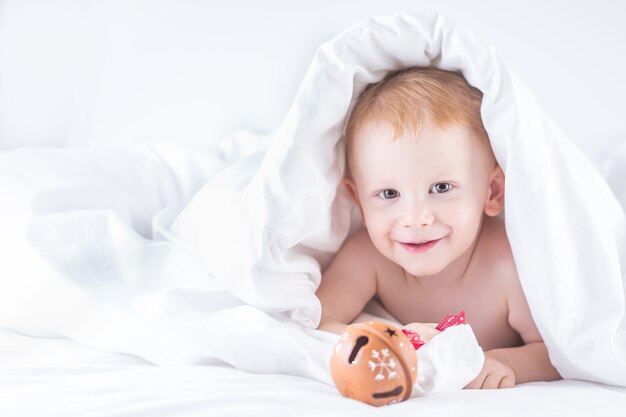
398 238 442 253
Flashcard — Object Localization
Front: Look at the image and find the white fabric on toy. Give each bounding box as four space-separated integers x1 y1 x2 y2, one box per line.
413 325 485 395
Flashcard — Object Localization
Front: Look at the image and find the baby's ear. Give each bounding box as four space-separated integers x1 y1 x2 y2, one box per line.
342 178 366 225
484 165 505 217
342 177 358 202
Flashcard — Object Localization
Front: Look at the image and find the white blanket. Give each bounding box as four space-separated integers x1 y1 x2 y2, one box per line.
1 329 624 417
1 13 625 389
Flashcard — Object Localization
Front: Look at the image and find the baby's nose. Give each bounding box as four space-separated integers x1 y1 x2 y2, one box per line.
400 202 434 227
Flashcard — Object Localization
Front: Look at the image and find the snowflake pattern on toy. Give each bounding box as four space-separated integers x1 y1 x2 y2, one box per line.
368 348 398 381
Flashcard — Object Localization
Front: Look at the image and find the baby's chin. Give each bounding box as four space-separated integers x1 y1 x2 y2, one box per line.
397 261 447 279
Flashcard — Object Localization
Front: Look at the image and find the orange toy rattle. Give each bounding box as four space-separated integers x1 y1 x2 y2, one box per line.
329 312 465 406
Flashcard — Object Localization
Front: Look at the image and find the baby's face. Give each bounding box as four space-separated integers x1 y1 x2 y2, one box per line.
346 120 498 277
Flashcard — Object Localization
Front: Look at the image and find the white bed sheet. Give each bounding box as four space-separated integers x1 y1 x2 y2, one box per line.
1 329 624 417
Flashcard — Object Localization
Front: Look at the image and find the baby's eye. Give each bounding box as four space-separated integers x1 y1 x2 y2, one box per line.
430 183 453 194
378 189 399 199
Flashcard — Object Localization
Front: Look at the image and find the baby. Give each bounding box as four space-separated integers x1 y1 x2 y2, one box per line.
316 67 561 389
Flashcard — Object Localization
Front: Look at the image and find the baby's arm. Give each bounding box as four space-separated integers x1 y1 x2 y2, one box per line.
315 229 378 334
467 273 561 388
483 341 559 386
492 279 561 384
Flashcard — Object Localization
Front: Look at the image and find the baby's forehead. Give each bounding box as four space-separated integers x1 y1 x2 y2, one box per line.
349 118 485 151
347 119 495 174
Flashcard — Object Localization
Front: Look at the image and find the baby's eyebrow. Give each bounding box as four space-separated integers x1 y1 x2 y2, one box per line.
362 184 394 195
430 170 461 179
361 178 395 188
363 184 388 193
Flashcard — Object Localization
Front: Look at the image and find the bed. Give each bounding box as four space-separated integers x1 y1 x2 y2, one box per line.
2 329 625 417
1 1 626 416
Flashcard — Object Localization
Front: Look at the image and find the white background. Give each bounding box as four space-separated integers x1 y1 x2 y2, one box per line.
1 0 625 149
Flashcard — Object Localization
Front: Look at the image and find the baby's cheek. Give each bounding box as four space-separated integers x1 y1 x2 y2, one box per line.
447 204 483 231
362 210 390 235
363 224 395 257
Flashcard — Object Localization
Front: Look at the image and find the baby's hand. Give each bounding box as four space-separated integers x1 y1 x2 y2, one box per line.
401 322 441 343
465 351 515 389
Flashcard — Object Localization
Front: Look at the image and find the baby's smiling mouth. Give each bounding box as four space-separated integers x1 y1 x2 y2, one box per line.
398 238 442 253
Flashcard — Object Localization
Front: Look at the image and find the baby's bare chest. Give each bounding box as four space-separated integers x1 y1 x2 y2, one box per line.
376 270 523 350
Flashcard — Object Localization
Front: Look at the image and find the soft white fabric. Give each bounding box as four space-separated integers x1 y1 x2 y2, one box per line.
414 325 485 394
1 12 625 390
2 330 625 417
0 141 338 385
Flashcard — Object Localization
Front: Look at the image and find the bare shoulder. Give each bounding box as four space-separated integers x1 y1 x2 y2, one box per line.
479 216 543 344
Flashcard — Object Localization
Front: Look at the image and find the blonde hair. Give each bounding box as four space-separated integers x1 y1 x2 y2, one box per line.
345 67 491 174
